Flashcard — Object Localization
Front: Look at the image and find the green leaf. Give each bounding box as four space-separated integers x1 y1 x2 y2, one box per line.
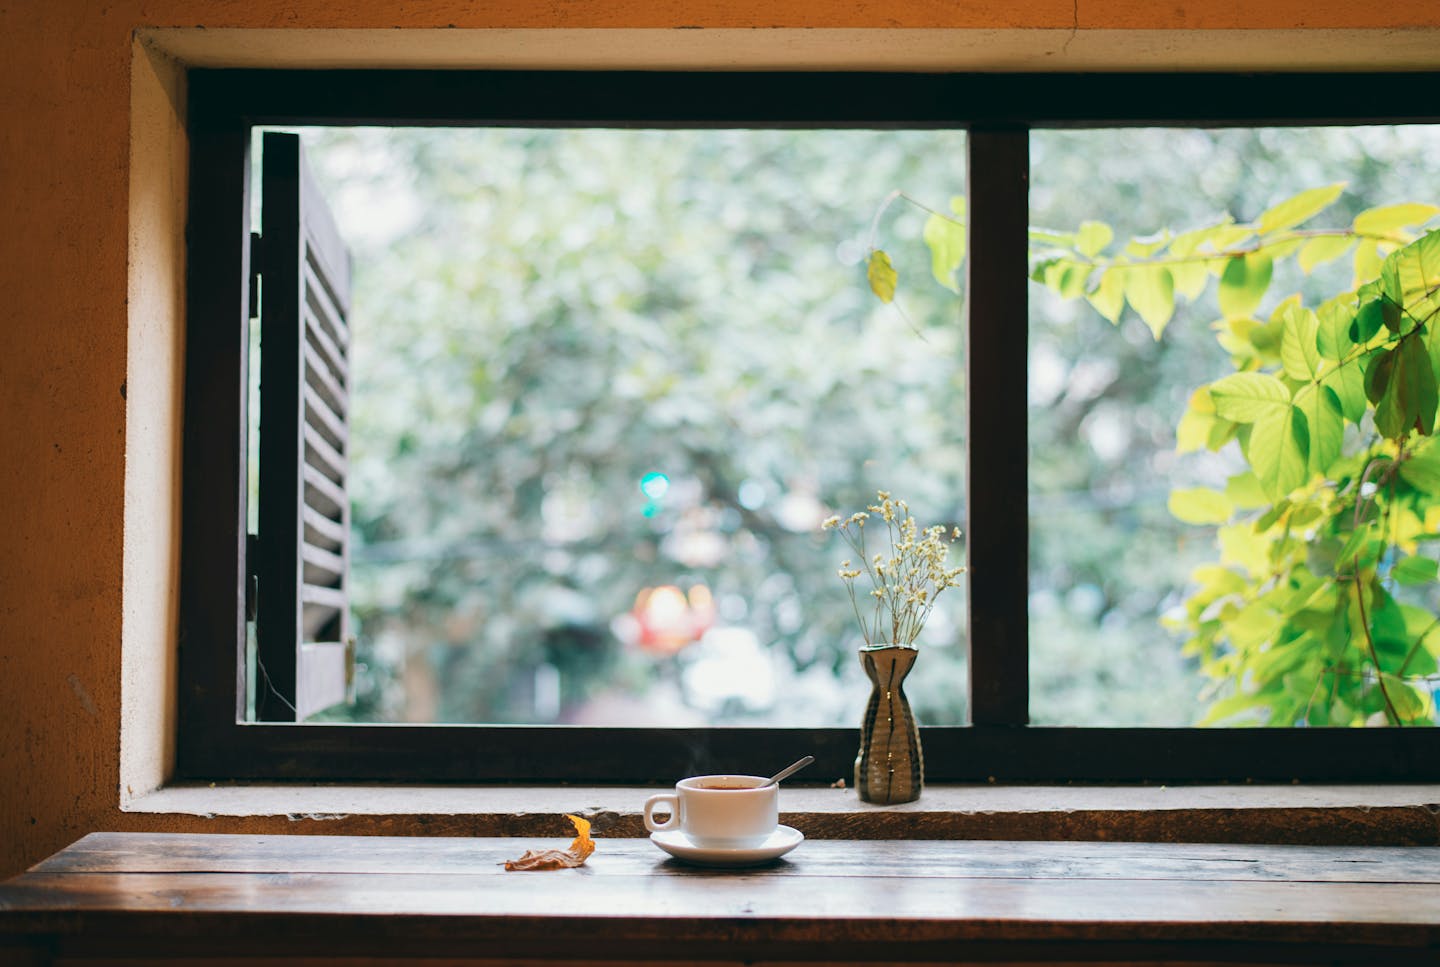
1198 691 1269 726
1392 555 1439 586
1218 252 1273 320
1372 339 1433 440
1124 232 1171 259
1404 605 1440 670
1322 354 1367 423
1170 260 1210 301
1192 564 1248 596
1298 235 1356 274
1284 572 1330 612
1370 581 1408 645
1350 299 1385 345
1247 314 1286 362
1176 388 1219 454
1220 520 1272 576
1028 228 1074 247
1354 238 1385 288
867 249 897 303
1224 471 1269 509
1169 218 1236 257
1375 375 1407 440
1290 500 1325 529
1293 384 1343 476
922 201 966 293
1086 267 1126 324
1280 306 1321 381
1255 496 1295 535
1215 317 1257 359
1427 314 1440 386
1208 224 1257 254
1209 372 1292 423
1168 488 1233 525
1257 183 1345 235
1247 405 1310 500
1335 521 1380 569
1124 265 1175 338
1251 639 1311 681
1044 260 1091 299
1403 334 1439 435
1382 230 1440 325
1075 220 1113 258
1028 256 1056 284
1365 348 1395 406
1207 417 1240 451
1399 446 1440 494
1380 674 1428 722
1226 596 1284 650
1315 300 1355 362
1262 237 1305 262
1354 203 1440 234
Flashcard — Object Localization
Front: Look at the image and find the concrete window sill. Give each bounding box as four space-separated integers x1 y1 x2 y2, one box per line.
123 783 1440 845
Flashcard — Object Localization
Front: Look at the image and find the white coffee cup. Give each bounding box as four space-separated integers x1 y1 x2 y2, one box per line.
643 774 778 848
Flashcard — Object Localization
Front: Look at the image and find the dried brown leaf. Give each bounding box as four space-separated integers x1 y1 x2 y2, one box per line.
503 814 595 871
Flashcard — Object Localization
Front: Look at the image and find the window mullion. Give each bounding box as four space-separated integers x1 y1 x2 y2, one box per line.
964 127 1031 728
176 108 253 773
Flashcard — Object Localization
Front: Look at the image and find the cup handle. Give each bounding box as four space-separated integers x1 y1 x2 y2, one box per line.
643 793 680 833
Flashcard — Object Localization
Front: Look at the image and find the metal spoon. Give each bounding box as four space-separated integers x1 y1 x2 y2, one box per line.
760 755 815 787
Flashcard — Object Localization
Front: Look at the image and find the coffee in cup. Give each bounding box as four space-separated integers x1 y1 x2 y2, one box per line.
643 774 778 848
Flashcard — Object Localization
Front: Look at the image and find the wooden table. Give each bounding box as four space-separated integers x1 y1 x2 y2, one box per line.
2 832 1439 965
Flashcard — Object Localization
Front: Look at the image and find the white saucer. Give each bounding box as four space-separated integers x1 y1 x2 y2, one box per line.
650 825 804 867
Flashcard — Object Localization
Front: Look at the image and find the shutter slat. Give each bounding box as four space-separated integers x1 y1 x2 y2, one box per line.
303 463 346 521
303 385 348 453
302 542 345 585
303 422 346 486
303 342 349 416
304 259 350 351
304 305 349 384
302 583 347 610
303 505 345 551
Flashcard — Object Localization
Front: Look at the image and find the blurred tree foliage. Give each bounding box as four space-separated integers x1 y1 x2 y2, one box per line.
292 128 970 726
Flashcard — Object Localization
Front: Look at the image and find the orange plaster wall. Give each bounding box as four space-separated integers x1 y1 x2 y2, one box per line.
2 0 1440 880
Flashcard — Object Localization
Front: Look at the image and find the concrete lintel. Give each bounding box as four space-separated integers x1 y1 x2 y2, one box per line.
139 27 1440 73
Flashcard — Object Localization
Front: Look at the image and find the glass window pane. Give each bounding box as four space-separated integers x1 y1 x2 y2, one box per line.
1028 125 1440 727
256 127 969 726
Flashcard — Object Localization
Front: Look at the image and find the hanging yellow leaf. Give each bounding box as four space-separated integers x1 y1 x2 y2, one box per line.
922 197 966 292
1074 220 1113 258
867 249 897 303
1086 266 1126 324
1256 183 1345 235
503 814 596 871
1124 265 1175 338
1354 203 1440 235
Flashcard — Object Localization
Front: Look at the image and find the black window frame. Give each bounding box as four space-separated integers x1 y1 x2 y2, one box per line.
179 69 1440 783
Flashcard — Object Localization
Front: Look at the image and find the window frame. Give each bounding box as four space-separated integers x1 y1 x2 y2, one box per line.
178 68 1440 783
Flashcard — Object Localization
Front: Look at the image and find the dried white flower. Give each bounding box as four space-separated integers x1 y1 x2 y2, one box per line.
821 490 963 648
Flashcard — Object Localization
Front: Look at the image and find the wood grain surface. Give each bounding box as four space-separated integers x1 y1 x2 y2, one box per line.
3 833 1439 965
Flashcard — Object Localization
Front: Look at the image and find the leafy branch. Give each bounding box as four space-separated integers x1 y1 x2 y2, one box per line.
872 181 1440 726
